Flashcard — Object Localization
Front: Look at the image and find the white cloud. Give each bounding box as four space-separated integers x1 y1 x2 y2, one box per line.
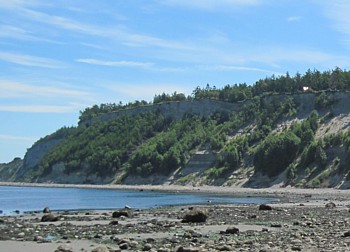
188 42 350 71
0 0 40 9
77 58 188 72
0 25 34 40
0 25 64 44
233 46 350 68
160 0 262 10
18 8 192 50
287 16 302 22
0 51 65 68
207 65 284 75
0 80 91 99
77 59 154 68
0 104 82 113
320 1 350 39
80 42 108 50
0 134 37 142
106 83 192 102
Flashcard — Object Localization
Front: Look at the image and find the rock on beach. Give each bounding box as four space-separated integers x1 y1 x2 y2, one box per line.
181 208 208 223
41 213 59 222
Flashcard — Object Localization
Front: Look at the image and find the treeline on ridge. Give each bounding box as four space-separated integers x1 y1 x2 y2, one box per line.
79 68 350 122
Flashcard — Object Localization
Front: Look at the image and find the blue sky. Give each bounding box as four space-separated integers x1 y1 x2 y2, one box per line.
1 0 350 163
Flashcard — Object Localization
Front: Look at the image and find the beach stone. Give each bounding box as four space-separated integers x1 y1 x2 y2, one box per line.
43 207 50 213
182 209 207 223
271 223 282 228
112 210 132 218
41 214 59 222
225 226 239 235
291 245 302 251
108 248 122 252
217 245 232 251
119 242 129 250
158 249 171 252
92 246 109 252
109 220 119 225
55 245 74 252
325 202 336 208
259 204 272 211
343 231 350 237
129 240 139 248
142 243 152 251
176 247 200 252
34 235 44 242
94 233 103 239
17 232 25 238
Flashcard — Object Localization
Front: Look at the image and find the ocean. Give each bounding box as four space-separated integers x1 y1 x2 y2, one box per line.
0 186 276 215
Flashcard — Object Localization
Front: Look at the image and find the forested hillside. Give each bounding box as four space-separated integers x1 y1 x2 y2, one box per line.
3 68 350 188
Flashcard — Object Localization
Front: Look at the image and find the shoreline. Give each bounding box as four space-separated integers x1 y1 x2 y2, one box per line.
2 182 350 251
1 181 350 198
1 186 350 252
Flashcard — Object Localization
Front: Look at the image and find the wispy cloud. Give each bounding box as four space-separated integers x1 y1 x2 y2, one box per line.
287 16 302 22
238 46 350 68
0 134 37 142
106 83 193 101
77 59 154 68
77 58 188 72
0 51 65 68
18 8 192 50
207 65 284 75
319 0 350 49
0 80 91 99
160 0 262 10
0 0 41 9
0 104 83 113
0 25 35 40
0 25 64 44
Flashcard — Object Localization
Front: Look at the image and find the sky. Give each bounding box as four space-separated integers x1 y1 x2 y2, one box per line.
1 0 350 163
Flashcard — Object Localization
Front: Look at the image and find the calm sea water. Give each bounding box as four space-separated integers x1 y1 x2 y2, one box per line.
0 186 276 215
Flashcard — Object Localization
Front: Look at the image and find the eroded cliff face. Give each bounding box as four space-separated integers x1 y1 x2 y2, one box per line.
9 92 350 186
15 138 63 180
36 162 113 184
0 158 23 181
16 99 240 183
80 99 242 127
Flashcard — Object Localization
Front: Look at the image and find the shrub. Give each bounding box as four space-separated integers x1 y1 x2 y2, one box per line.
254 131 301 177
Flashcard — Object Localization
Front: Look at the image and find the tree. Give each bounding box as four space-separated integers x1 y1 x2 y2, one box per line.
254 131 301 177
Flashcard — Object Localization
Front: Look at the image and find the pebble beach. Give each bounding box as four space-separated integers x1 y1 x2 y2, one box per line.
1 183 350 251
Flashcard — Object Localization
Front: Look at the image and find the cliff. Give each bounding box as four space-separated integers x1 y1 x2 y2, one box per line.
2 91 350 188
79 98 241 127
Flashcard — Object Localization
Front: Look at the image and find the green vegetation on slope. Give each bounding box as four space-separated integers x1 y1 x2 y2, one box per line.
36 112 171 178
0 157 23 181
13 68 350 187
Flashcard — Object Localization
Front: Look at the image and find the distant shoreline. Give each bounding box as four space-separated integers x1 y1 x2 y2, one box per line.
1 181 350 199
